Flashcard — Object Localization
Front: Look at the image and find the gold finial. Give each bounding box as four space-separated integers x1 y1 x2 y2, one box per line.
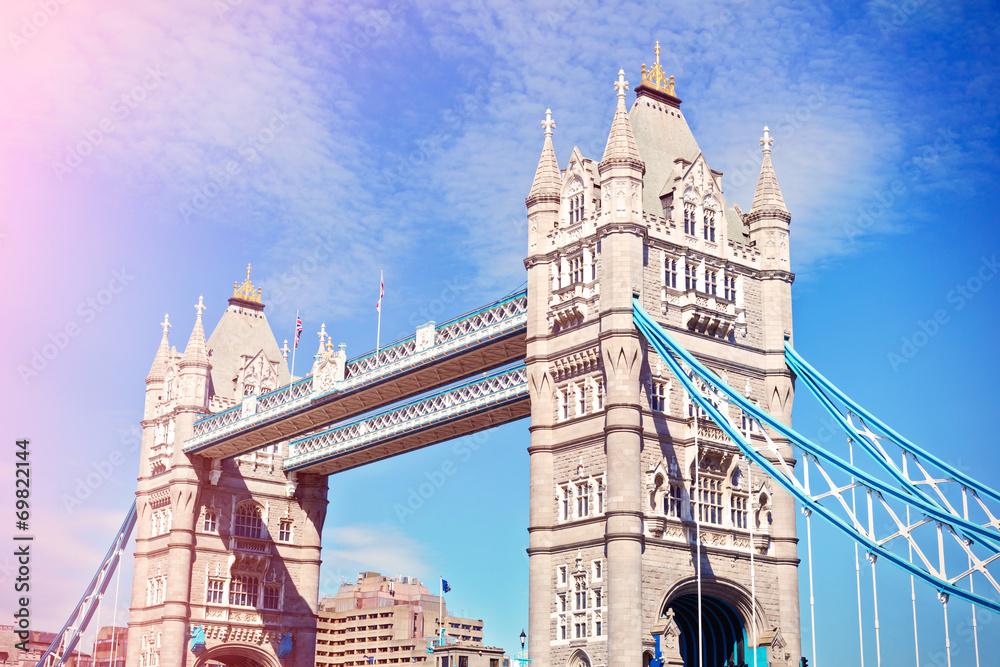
640 41 676 97
232 263 263 304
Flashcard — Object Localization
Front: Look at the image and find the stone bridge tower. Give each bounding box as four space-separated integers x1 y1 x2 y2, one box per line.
126 267 328 667
524 46 800 667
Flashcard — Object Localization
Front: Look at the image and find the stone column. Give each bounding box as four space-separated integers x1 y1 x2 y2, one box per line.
526 255 555 667
598 221 646 667
159 409 201 666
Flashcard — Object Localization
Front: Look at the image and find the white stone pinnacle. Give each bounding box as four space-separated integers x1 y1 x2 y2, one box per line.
161 314 171 334
760 125 773 153
541 109 555 137
195 295 206 318
614 69 629 99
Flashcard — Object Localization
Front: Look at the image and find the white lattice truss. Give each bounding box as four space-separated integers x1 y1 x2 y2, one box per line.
283 365 528 471
186 291 528 447
681 370 1000 614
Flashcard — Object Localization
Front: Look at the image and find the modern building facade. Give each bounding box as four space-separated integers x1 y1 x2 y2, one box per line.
431 643 506 667
523 44 799 667
87 627 128 667
315 573 485 667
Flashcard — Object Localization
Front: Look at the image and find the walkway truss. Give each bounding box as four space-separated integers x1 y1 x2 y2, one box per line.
185 289 528 460
634 299 1000 617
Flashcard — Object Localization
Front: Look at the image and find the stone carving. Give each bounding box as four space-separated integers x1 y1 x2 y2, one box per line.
415 322 436 352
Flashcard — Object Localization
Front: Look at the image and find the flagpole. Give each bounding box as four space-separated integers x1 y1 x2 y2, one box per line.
290 309 299 379
376 270 383 355
439 577 444 646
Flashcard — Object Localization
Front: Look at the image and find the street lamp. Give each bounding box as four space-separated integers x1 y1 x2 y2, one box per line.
514 630 531 667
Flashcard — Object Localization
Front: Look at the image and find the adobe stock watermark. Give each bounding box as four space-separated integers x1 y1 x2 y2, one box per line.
267 229 340 309
727 85 830 189
379 72 511 191
7 0 71 53
335 3 406 65
179 107 294 223
52 65 169 182
875 0 932 40
385 275 476 342
61 425 142 514
845 127 959 245
17 268 135 385
393 432 488 524
888 254 998 371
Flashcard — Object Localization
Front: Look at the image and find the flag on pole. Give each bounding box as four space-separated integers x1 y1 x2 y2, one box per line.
294 311 303 349
376 271 384 313
442 579 451 593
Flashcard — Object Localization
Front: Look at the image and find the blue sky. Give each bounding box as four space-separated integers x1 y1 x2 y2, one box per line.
1 0 998 663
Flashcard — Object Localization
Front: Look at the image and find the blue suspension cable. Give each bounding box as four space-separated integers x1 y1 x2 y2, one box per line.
633 300 1000 615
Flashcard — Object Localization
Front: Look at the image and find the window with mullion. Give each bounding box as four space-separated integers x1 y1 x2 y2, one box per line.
230 574 259 607
683 203 696 235
664 257 677 289
684 264 697 291
724 275 737 301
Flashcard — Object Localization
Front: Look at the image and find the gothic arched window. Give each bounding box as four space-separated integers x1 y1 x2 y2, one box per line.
703 207 716 242
230 574 259 607
234 502 264 539
683 202 697 235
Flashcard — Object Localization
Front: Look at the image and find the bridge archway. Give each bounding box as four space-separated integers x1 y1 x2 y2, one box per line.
193 643 280 667
660 578 770 667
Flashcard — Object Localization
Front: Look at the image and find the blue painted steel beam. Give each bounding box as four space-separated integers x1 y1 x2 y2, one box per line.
634 299 1000 615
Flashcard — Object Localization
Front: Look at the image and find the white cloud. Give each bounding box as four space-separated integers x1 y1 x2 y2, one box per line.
396 0 930 281
320 525 430 597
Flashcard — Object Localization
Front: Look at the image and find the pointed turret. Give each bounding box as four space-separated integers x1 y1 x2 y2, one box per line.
178 296 212 410
525 108 562 258
599 70 644 172
180 296 210 369
526 109 561 205
747 126 792 274
146 314 171 384
750 126 789 217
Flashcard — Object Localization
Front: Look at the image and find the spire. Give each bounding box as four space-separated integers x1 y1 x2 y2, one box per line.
600 70 644 171
526 109 561 203
750 126 788 215
146 314 171 383
180 296 210 368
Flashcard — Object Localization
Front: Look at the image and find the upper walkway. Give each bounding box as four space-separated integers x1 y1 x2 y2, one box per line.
283 364 528 475
184 290 527 460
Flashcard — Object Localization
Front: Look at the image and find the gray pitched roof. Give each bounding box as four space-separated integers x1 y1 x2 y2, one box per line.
628 97 701 217
205 299 291 400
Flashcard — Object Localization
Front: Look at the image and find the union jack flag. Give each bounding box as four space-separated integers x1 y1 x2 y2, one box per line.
376 271 384 313
294 312 303 348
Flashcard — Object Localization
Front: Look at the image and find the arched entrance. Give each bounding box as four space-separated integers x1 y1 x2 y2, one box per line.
668 594 747 666
193 643 280 667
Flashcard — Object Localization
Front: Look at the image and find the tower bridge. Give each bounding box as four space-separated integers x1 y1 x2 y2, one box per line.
42 44 1000 667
